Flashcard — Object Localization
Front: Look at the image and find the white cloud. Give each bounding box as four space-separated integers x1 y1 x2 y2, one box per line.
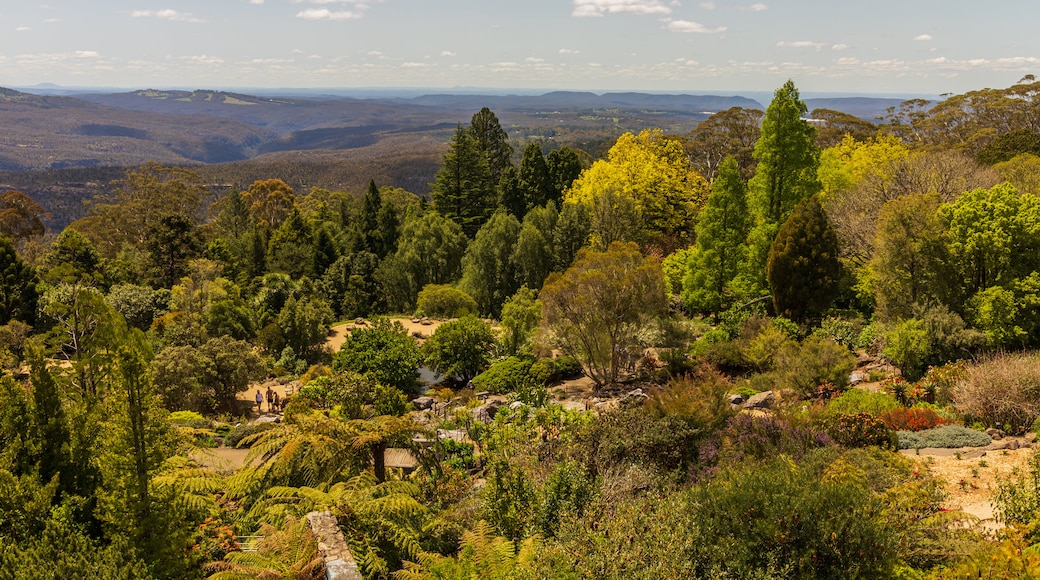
559 48 580 54
16 25 30 32
131 9 205 23
43 18 61 23
250 0 264 4
183 54 224 64
777 40 826 50
831 43 848 50
913 34 933 41
401 62 434 68
440 50 456 57
526 57 545 63
662 19 725 33
737 3 768 11
699 1 716 9
572 0 672 18
296 8 361 20
75 51 100 58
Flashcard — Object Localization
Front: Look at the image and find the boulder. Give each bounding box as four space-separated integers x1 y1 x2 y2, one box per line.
509 401 526 410
728 394 745 406
985 428 1006 440
742 390 776 410
412 396 436 411
849 371 869 386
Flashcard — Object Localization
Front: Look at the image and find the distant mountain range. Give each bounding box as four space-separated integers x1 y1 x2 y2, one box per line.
0 86 913 231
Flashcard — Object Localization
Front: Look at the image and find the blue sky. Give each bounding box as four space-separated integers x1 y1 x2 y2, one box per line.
2 0 1038 95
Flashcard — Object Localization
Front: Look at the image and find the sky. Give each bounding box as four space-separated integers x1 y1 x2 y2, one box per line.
2 0 1039 96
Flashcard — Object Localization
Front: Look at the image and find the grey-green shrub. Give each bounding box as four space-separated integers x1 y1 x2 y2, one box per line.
896 425 991 449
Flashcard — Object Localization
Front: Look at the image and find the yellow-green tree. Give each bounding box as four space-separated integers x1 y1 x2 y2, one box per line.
566 129 708 253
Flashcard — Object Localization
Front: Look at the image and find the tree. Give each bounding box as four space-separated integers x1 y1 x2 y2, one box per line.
468 107 514 193
869 194 950 321
267 208 314 279
750 80 821 225
459 211 522 317
552 201 591 271
683 156 750 316
539 242 666 386
516 142 555 216
432 125 494 237
376 210 468 312
40 228 105 285
500 286 540 356
767 196 842 322
0 190 47 244
245 178 296 229
334 319 422 394
546 147 585 199
146 213 201 288
686 106 763 182
87 162 206 257
513 201 559 292
811 108 877 148
277 294 334 365
0 237 37 326
422 315 497 384
566 130 709 253
744 81 821 296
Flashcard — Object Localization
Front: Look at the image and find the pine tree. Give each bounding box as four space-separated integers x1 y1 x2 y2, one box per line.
358 179 382 253
517 142 555 215
431 125 493 237
766 196 841 322
469 107 514 191
683 156 750 316
0 236 37 325
742 80 822 298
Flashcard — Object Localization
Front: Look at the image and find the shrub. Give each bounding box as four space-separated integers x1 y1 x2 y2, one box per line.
334 318 422 394
471 357 533 394
826 412 895 449
416 284 479 318
896 425 991 449
825 389 901 417
811 317 862 350
169 410 210 428
775 335 857 399
878 407 952 432
951 352 1040 433
552 356 583 380
856 320 888 355
528 358 556 384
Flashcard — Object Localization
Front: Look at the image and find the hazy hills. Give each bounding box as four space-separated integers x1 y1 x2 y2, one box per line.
0 86 910 232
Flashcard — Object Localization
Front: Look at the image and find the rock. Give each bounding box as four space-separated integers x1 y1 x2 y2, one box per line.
986 428 1006 440
620 388 648 404
354 317 365 325
412 396 436 411
420 318 433 326
742 390 776 410
1011 439 1021 450
728 394 745 405
509 401 526 410
470 404 499 423
849 371 868 386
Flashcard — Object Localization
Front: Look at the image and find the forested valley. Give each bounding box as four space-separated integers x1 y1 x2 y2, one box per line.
5 77 1040 579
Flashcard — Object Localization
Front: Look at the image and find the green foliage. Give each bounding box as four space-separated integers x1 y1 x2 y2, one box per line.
896 425 991 449
825 389 902 417
459 211 522 316
416 284 478 318
684 156 750 316
499 286 540 356
826 412 895 449
0 236 37 327
334 319 421 394
432 124 494 238
540 242 666 386
993 448 1040 526
471 357 533 395
423 315 497 384
767 196 842 322
225 421 278 448
482 460 536 543
377 210 468 312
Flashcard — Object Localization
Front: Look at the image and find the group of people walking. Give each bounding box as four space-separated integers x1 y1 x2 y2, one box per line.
254 386 284 414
